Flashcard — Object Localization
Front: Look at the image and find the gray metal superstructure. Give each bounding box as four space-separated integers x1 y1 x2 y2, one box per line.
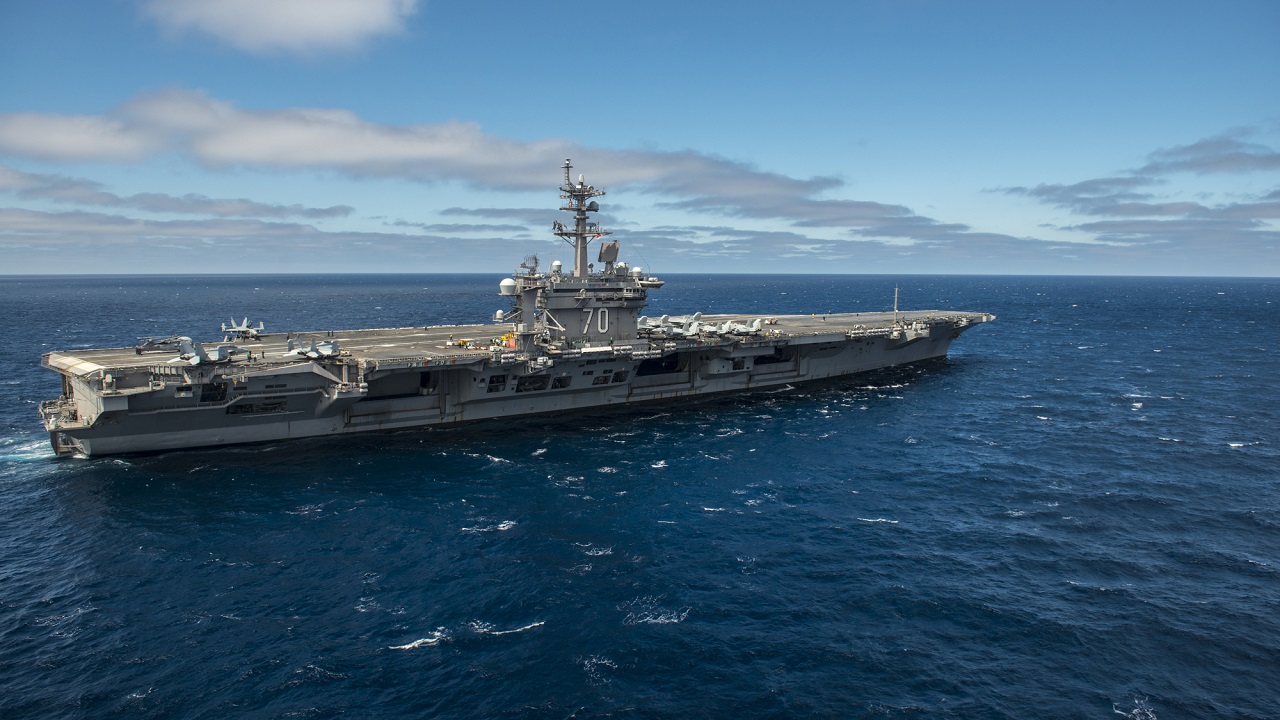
38 160 995 457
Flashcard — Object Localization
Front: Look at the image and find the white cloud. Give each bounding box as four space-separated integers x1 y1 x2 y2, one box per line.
4 88 1275 274
0 164 352 219
143 0 418 55
0 112 160 161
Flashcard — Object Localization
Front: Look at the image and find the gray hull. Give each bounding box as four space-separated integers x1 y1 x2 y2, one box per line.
40 314 985 457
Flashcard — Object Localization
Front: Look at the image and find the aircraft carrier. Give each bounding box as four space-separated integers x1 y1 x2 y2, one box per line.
38 160 995 457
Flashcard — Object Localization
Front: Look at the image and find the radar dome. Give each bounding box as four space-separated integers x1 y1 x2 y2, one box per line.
550 260 563 273
499 278 518 296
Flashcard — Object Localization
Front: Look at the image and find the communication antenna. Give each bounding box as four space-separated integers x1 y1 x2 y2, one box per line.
552 158 608 278
893 286 899 323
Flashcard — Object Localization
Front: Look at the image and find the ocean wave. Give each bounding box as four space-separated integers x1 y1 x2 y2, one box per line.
459 520 517 533
388 628 449 650
1113 697 1158 720
620 596 691 625
579 655 617 684
0 437 55 463
468 620 545 636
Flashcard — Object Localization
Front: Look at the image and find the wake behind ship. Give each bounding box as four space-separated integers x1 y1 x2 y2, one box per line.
38 160 995 457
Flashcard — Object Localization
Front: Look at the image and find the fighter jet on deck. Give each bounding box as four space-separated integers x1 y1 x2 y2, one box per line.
222 317 265 342
170 338 242 366
283 337 340 360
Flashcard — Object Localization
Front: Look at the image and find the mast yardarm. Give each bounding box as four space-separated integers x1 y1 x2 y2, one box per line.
552 158 608 278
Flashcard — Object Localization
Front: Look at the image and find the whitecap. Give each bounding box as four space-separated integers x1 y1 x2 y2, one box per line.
470 620 545 636
580 655 617 683
651 460 668 469
389 628 448 650
459 520 517 533
857 517 899 524
620 596 690 626
629 608 688 625
1113 696 1158 720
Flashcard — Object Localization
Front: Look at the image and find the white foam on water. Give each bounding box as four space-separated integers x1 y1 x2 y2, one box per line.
579 655 617 683
1113 697 1158 720
0 437 56 463
650 460 668 469
626 608 688 625
469 620 545 636
857 517 899 524
459 520 517 534
531 448 547 456
702 507 725 512
389 628 449 650
1228 441 1262 448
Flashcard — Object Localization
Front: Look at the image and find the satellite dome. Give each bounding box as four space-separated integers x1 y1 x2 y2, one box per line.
498 278 518 296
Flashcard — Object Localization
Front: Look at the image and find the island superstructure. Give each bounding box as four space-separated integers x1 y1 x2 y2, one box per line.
38 160 995 457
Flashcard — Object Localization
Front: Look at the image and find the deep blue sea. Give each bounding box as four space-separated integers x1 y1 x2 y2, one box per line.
1 274 1277 719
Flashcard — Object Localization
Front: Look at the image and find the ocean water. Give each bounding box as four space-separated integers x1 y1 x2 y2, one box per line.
0 274 1277 719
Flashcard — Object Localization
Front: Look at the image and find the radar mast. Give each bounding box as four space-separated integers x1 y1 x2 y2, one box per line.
552 158 608 278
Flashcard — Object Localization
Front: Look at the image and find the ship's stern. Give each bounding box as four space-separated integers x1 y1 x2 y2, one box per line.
38 397 88 456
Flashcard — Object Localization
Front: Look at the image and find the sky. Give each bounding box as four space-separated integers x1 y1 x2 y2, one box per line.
0 0 1277 276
